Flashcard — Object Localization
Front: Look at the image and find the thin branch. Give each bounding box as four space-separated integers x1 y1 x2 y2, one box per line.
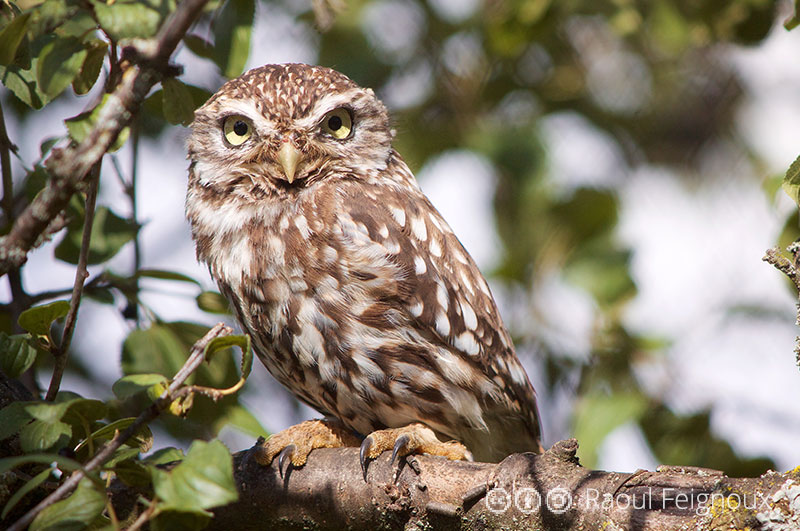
128 121 141 325
45 163 102 402
125 498 157 531
0 0 210 276
0 101 36 395
764 243 800 370
0 100 15 220
763 246 800 289
8 322 233 531
0 101 25 324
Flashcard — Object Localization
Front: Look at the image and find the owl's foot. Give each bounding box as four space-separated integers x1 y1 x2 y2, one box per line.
359 423 472 481
253 419 361 476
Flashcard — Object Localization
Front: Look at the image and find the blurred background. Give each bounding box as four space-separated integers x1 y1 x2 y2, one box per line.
3 0 799 476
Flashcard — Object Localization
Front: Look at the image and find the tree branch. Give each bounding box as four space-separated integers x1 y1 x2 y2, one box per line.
188 439 795 531
764 244 800 368
45 163 101 401
0 0 210 276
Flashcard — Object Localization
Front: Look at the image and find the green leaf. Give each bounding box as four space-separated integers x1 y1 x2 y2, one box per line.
36 36 87 99
18 300 69 336
85 287 115 305
782 154 800 206
564 244 636 306
144 446 184 465
162 78 197 126
0 332 38 378
136 269 201 286
0 64 48 108
81 417 153 453
550 188 618 243
205 334 252 382
151 439 237 513
0 12 31 66
61 397 108 427
196 291 230 314
19 418 72 452
112 458 151 488
58 8 99 39
30 478 106 531
122 325 189 379
79 417 136 447
2 467 51 519
103 446 141 469
0 402 32 441
573 391 648 468
64 93 130 151
212 0 254 78
91 0 173 40
24 397 104 423
183 34 213 59
112 374 168 400
55 206 139 265
72 40 107 95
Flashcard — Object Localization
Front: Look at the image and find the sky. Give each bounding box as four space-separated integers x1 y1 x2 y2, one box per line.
3 2 800 472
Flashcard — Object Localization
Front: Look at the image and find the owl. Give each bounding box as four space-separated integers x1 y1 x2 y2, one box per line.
185 63 543 473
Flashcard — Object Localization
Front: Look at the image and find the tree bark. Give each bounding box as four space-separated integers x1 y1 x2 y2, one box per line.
200 438 798 531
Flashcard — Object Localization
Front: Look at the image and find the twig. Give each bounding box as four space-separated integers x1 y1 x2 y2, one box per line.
764 244 800 368
763 246 800 289
128 122 141 325
8 322 233 531
125 498 158 531
0 100 14 220
45 163 101 402
0 0 210 276
0 100 36 395
0 100 26 327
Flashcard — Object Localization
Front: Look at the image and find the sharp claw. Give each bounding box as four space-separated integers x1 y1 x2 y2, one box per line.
390 434 410 465
278 444 296 478
359 437 373 481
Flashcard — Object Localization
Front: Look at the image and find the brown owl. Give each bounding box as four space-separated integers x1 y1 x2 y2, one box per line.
186 63 543 474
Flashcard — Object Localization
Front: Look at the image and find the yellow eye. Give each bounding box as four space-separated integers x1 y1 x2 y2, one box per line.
321 108 352 139
223 116 252 146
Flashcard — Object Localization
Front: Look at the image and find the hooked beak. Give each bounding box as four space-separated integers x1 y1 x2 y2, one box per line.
277 142 302 184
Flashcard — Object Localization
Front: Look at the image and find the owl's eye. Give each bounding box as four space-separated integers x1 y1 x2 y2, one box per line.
320 108 353 140
223 116 253 146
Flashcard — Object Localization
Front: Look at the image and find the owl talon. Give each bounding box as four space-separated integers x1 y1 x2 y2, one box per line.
390 434 410 465
359 436 374 481
278 444 296 478
358 423 471 482
255 419 361 474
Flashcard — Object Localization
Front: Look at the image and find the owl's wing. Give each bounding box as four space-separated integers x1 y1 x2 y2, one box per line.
327 153 542 456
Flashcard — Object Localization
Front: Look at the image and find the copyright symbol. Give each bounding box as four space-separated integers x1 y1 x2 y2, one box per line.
546 487 572 514
485 487 511 514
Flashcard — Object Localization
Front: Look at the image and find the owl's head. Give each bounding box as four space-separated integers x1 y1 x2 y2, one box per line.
188 63 393 194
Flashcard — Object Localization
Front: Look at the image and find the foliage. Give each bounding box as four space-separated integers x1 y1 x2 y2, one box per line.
0 0 788 528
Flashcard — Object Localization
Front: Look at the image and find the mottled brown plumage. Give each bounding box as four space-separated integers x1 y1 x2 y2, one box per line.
186 63 542 463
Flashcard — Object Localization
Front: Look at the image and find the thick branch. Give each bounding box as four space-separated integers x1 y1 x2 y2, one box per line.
193 440 795 531
0 0 209 276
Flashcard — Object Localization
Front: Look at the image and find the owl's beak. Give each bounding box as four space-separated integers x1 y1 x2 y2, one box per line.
277 142 303 184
